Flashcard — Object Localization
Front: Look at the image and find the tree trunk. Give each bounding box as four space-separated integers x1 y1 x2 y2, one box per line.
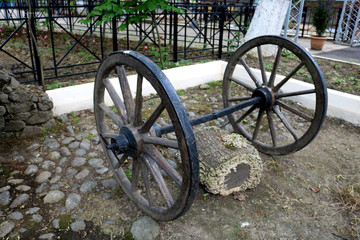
244 0 291 56
194 127 263 196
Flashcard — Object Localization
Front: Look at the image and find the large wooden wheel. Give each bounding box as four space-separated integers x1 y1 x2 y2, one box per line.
94 51 199 220
223 36 328 155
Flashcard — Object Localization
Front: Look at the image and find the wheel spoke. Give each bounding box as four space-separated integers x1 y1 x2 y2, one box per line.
140 160 154 207
142 136 179 149
228 96 252 102
143 154 174 207
235 105 257 124
273 106 299 141
134 74 144 127
144 145 182 186
273 62 305 92
268 46 283 87
257 46 268 85
131 158 141 192
116 65 135 120
239 57 262 87
266 109 277 147
276 100 312 122
139 102 165 134
99 103 124 126
229 76 256 92
276 89 316 98
102 78 129 123
252 109 264 141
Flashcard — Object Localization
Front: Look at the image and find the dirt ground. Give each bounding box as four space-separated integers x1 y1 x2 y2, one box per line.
1 79 360 239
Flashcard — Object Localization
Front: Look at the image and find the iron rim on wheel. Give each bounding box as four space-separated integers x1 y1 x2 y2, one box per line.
94 51 199 221
223 36 328 155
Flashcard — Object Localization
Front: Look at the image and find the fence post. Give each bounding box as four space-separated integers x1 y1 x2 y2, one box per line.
217 6 225 60
204 5 208 47
173 11 178 62
112 17 118 51
29 0 43 86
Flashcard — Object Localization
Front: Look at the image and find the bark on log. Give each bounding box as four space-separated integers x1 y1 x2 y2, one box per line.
194 127 262 196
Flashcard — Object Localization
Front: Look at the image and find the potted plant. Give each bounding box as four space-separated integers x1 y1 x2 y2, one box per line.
310 0 331 50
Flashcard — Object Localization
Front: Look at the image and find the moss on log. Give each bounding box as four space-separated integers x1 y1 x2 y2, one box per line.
194 127 263 196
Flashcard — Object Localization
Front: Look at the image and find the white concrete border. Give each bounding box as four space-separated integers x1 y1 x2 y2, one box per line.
47 60 360 126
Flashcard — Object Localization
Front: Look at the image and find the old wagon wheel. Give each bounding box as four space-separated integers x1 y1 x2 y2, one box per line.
94 51 199 220
223 36 327 155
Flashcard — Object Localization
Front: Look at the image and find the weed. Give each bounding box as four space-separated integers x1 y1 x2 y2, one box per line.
203 193 209 201
335 183 360 212
264 62 273 72
333 62 342 69
46 80 63 90
176 89 187 96
209 81 222 87
84 133 97 139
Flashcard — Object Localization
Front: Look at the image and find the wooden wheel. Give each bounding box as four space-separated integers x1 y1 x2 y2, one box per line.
94 51 199 220
223 36 328 155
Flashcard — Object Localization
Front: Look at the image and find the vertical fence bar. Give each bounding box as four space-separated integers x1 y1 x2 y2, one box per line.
217 6 225 59
112 17 118 51
173 11 178 62
48 0 58 78
204 5 208 47
29 0 42 85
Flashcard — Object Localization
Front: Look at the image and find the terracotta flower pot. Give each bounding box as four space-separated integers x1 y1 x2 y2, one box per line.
310 36 327 50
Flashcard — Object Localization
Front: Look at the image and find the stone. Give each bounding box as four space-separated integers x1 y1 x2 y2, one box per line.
62 137 75 145
88 158 104 168
130 216 160 240
43 190 65 203
6 101 33 114
101 179 119 189
0 191 10 206
55 167 62 174
0 186 10 192
43 139 60 152
8 179 24 185
26 110 53 125
32 214 43 222
13 156 24 162
75 169 90 181
66 125 75 136
27 143 40 151
8 211 23 220
4 120 25 131
74 148 86 157
48 151 61 160
0 93 9 104
60 147 71 156
0 106 6 116
79 139 91 150
68 141 79 149
70 221 86 232
12 112 31 121
36 171 52 183
10 194 29 208
0 221 15 238
22 126 43 137
36 183 48 194
71 158 86 167
66 193 81 210
57 113 68 123
39 233 56 240
59 157 68 166
15 185 31 192
66 168 78 179
199 83 211 89
42 119 56 129
50 175 61 184
50 184 61 190
88 152 99 158
9 89 31 102
19 228 27 233
41 161 56 170
25 207 40 215
24 166 38 177
96 167 109 175
38 96 53 111
80 180 97 193
52 219 60 229
31 157 44 164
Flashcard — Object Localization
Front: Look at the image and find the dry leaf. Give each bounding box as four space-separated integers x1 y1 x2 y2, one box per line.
233 193 246 201
310 187 320 193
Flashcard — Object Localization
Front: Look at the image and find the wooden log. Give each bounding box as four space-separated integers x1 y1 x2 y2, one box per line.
194 127 263 196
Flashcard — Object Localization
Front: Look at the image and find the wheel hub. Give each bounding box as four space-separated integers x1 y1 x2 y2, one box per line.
252 87 274 109
105 127 138 157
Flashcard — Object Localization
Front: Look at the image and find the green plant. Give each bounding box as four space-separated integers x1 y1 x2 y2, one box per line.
312 0 331 37
46 80 63 90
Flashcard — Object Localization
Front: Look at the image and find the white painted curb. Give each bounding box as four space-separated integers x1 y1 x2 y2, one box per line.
47 60 360 126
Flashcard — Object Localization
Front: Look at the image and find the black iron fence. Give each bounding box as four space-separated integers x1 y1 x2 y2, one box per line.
0 0 255 85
